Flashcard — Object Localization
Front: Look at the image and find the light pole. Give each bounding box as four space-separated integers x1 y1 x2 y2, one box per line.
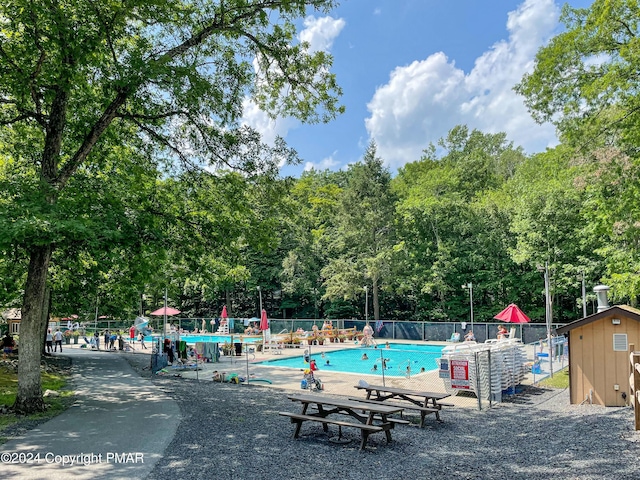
313 287 318 320
364 286 369 323
462 282 474 332
257 286 263 316
581 270 587 318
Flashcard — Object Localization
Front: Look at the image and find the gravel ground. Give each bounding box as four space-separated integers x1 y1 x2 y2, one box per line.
122 354 639 480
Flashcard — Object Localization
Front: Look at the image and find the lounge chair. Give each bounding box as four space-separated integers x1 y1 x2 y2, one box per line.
263 328 283 354
446 332 461 342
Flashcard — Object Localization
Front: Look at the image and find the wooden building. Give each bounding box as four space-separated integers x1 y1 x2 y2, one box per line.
556 305 640 407
1 308 21 334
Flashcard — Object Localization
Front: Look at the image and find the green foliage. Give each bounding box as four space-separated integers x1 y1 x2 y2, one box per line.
516 0 640 146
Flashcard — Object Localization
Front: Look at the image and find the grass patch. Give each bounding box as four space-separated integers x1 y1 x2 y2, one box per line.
538 367 569 389
0 363 74 443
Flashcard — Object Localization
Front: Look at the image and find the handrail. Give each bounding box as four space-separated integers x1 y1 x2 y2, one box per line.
629 346 640 430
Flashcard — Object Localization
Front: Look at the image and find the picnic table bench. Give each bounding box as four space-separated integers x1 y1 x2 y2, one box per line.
353 384 452 427
280 393 404 450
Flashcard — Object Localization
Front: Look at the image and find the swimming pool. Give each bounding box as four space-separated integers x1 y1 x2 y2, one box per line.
256 344 444 377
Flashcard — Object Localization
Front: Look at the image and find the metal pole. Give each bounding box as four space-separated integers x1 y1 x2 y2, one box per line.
462 283 473 333
581 271 587 318
364 286 368 323
94 294 99 333
544 263 554 378
469 282 474 333
313 288 317 320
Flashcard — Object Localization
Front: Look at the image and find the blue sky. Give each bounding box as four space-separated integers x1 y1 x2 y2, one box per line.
242 0 594 175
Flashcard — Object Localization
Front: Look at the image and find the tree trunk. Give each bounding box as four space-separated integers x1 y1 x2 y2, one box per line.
14 245 52 414
40 286 51 355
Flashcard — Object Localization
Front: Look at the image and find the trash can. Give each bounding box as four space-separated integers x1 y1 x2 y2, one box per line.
234 342 242 356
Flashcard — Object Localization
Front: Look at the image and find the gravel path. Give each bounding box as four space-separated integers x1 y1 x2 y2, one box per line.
123 355 639 480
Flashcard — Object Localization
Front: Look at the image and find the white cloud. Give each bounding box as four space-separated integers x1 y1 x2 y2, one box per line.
365 0 561 168
241 16 345 146
304 152 340 171
300 16 345 52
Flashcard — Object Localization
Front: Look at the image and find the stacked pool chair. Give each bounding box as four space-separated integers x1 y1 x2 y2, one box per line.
438 339 528 403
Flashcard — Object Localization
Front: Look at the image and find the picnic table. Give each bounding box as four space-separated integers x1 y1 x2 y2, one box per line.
280 393 406 450
352 384 452 427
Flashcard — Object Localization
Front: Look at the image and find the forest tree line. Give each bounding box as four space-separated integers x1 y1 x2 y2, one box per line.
1 0 639 413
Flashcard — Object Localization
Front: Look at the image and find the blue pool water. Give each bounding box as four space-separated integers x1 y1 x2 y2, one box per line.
256 344 444 377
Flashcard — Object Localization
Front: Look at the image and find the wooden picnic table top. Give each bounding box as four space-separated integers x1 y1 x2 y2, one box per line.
354 384 451 402
287 393 404 415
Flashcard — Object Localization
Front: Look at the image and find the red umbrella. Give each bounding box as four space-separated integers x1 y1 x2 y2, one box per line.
150 306 181 316
260 309 269 331
494 304 530 323
220 305 228 319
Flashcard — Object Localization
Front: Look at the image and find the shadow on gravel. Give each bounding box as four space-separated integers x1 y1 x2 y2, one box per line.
501 385 554 404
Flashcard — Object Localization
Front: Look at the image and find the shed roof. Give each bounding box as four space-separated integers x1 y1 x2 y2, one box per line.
556 305 640 335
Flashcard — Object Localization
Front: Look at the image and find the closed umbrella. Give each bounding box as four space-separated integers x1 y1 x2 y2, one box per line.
260 309 268 331
260 309 269 348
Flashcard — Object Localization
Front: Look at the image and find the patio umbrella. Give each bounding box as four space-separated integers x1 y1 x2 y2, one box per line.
260 309 269 349
150 307 181 316
494 304 530 324
260 309 269 331
151 305 181 344
494 303 530 342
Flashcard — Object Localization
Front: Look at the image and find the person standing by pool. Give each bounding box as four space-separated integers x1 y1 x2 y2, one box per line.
45 329 53 353
310 359 318 371
53 328 63 352
138 331 147 349
94 330 100 350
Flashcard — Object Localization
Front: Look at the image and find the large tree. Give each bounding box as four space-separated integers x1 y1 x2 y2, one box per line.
516 0 640 147
321 142 396 321
0 0 342 413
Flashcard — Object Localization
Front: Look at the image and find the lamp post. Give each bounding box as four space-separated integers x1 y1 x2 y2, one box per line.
313 287 318 320
257 286 263 317
581 270 587 318
462 282 474 332
364 286 369 323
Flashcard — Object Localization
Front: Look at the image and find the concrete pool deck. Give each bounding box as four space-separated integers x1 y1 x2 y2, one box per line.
122 338 567 408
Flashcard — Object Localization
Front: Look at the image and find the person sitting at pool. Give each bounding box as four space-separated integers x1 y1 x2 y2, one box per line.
497 325 508 339
244 326 253 334
464 331 476 342
361 353 368 360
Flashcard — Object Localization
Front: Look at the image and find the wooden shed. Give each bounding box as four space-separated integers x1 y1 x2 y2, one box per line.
556 305 640 406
